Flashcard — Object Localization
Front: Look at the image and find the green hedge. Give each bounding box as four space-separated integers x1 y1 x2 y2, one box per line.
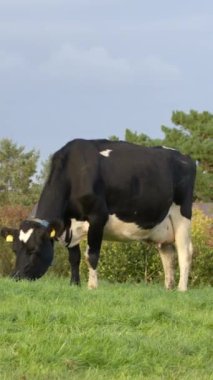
190 208 213 286
50 241 162 284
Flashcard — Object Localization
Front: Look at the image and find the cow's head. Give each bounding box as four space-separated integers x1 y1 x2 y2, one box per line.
0 219 63 280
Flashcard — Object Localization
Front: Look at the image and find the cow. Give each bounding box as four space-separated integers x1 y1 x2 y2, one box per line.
0 139 196 291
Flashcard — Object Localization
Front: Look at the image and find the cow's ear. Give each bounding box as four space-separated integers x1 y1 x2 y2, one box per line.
47 220 64 239
0 227 18 243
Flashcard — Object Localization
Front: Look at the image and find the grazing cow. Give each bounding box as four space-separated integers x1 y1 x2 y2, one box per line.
0 139 196 291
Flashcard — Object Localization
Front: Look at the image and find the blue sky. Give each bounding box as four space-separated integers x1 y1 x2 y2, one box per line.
0 0 213 163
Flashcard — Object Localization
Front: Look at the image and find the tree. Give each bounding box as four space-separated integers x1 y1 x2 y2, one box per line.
36 156 52 186
0 139 40 206
161 110 213 200
125 129 162 147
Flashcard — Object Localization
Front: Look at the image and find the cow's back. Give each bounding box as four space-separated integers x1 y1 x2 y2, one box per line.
45 139 195 226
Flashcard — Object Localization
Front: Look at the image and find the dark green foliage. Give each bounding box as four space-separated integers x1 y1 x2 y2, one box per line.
49 241 163 285
125 128 162 147
98 241 161 284
37 155 52 186
0 139 40 206
161 110 213 201
0 239 14 277
190 209 213 287
49 243 70 278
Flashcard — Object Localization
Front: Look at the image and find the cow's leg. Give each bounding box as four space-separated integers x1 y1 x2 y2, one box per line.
174 217 193 292
68 245 81 285
85 246 98 290
158 243 175 290
85 214 107 289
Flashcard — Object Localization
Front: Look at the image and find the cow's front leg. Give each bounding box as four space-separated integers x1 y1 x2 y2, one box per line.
85 214 107 289
68 245 81 285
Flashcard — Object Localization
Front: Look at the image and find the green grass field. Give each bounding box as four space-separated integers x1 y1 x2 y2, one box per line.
0 276 212 380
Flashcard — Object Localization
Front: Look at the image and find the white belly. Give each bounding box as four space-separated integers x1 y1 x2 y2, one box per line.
103 213 174 244
62 204 179 248
103 214 150 241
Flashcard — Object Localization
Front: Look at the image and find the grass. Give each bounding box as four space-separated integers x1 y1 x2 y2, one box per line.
0 276 212 380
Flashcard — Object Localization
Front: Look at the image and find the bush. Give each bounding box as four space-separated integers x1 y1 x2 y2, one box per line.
49 243 70 278
98 241 160 284
190 208 213 286
0 205 30 277
50 241 162 285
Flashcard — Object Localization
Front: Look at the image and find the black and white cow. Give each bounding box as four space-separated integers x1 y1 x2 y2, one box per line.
0 139 196 291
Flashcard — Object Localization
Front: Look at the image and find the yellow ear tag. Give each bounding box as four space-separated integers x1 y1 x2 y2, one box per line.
50 229 56 238
6 235 14 242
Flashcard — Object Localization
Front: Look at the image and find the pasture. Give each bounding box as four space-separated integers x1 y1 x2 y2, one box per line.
0 276 212 380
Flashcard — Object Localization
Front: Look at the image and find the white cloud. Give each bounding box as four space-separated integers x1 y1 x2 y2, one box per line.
39 44 181 85
39 44 133 85
0 44 181 85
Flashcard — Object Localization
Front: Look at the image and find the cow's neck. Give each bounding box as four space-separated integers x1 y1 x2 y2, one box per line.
35 182 68 222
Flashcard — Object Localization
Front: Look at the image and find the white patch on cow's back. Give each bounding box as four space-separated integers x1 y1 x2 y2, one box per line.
162 146 177 151
19 228 34 243
99 149 112 157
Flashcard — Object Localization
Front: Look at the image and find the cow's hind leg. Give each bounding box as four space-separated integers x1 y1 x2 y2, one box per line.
175 219 193 292
158 243 175 290
171 210 193 292
68 245 81 285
